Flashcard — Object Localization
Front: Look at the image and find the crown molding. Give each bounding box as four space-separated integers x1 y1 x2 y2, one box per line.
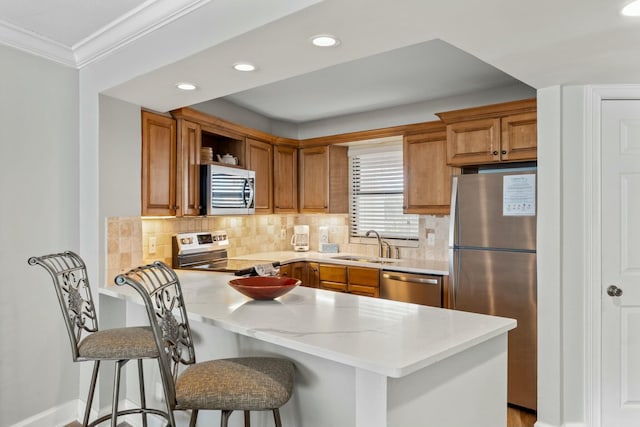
0 0 211 69
73 0 212 68
0 18 76 67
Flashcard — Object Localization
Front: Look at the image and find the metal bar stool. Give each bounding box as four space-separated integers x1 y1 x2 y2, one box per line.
28 251 169 427
115 261 295 427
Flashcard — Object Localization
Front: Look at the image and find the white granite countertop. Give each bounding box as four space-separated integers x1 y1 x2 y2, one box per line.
101 270 515 378
230 251 449 275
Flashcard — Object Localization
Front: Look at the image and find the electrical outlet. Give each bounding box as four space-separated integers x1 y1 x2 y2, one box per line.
149 236 157 254
425 228 436 246
280 226 287 240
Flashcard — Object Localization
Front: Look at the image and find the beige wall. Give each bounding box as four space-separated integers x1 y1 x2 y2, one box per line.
106 214 449 283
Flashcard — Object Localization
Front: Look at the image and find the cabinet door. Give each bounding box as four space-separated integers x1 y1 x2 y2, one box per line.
141 111 177 216
328 145 349 213
177 120 201 216
501 112 537 162
291 262 306 283
307 262 320 288
404 132 453 215
279 264 292 278
245 138 273 214
446 118 501 166
274 145 298 213
299 146 329 212
348 266 379 297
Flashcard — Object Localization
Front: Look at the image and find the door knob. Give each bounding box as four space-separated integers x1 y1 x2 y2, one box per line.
607 285 623 297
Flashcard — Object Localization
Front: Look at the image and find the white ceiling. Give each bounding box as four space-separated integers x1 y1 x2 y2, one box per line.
0 0 148 46
1 0 639 122
221 40 529 123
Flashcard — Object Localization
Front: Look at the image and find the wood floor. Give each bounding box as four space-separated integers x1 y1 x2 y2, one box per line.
508 405 537 427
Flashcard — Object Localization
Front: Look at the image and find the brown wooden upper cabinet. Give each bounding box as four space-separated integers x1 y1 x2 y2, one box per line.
177 119 202 216
436 98 537 167
299 145 348 213
245 138 273 214
273 145 298 213
141 111 177 216
141 111 202 217
403 124 455 215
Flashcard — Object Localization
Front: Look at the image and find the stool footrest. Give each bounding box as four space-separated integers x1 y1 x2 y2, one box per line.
87 408 170 427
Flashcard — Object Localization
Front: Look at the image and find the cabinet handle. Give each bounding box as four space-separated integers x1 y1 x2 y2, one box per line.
501 150 507 155
492 150 499 155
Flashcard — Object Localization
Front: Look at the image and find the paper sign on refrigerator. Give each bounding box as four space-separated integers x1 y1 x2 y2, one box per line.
503 174 536 216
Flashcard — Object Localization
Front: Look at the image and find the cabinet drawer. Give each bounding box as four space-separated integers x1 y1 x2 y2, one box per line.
320 281 347 292
348 267 379 287
348 284 379 298
319 264 347 283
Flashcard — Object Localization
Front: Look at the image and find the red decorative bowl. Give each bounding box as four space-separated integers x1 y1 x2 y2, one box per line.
228 276 301 300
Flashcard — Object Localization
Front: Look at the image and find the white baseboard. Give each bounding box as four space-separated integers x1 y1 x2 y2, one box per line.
9 400 79 427
10 398 171 427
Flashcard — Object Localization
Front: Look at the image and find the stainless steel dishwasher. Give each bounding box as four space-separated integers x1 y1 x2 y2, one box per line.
380 270 442 307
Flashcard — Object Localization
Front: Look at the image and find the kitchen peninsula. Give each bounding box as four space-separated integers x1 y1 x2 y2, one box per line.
101 269 515 427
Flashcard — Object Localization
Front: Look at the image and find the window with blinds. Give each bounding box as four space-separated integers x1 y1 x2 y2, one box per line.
349 147 419 240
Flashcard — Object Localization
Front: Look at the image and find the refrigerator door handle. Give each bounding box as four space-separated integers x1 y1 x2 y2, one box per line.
449 176 459 309
449 176 458 249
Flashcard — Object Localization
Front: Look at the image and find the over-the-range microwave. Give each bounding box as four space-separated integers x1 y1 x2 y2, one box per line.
200 164 255 215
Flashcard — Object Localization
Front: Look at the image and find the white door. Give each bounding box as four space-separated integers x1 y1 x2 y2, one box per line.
601 99 640 426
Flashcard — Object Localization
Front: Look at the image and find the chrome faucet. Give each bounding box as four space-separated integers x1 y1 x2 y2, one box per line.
365 230 383 257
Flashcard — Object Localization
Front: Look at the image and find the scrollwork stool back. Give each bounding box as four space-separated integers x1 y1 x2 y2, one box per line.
28 251 168 427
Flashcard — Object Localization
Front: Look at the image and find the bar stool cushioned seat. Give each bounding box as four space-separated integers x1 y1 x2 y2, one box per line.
175 357 294 410
78 326 158 359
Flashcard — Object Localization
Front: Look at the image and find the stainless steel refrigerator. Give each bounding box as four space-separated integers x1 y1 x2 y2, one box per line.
449 171 537 411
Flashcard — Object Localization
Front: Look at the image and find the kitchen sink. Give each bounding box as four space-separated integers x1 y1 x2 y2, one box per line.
330 255 390 264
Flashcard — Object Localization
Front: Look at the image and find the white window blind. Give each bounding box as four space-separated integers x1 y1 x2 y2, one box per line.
349 147 419 240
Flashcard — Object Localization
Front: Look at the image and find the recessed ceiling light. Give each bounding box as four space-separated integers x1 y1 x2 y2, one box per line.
233 62 256 72
622 0 640 16
310 34 340 47
176 82 196 91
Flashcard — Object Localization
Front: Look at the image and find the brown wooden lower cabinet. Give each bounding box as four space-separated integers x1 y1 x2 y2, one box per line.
281 262 379 294
347 266 380 297
282 262 454 303
318 264 379 296
279 261 319 288
307 262 319 288
319 264 348 292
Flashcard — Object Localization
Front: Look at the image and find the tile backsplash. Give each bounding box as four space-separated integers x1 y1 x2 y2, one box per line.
105 214 449 284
